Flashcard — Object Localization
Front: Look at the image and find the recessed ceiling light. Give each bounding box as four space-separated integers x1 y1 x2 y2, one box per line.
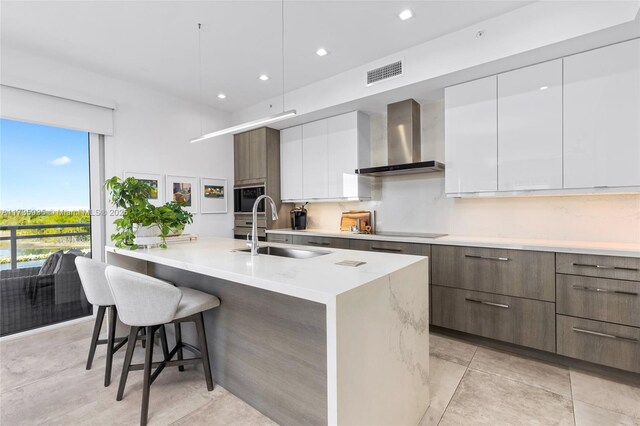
258 74 270 81
398 9 413 21
217 93 226 99
316 48 328 57
539 86 549 91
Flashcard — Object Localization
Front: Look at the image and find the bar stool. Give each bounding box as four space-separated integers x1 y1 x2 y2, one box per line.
75 257 128 387
104 265 220 426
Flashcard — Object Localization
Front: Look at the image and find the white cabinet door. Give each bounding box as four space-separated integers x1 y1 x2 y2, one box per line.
280 125 303 201
445 76 498 194
498 59 563 191
302 119 328 199
564 39 640 188
327 112 359 198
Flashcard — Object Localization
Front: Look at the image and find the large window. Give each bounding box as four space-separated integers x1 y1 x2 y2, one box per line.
0 118 92 336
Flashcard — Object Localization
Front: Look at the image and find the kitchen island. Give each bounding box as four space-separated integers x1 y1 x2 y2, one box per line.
105 237 430 425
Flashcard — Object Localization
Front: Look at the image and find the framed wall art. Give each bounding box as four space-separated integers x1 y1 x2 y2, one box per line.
200 177 227 214
165 175 198 214
124 171 164 206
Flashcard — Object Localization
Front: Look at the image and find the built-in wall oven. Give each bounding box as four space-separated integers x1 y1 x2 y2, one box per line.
234 184 267 241
234 185 265 213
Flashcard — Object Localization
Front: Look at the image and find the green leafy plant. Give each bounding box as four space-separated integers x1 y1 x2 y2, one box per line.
105 176 193 249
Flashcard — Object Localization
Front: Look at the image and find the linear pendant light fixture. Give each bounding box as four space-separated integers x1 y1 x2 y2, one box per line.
190 0 296 143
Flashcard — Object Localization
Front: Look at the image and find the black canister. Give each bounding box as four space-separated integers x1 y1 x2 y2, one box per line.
290 203 308 230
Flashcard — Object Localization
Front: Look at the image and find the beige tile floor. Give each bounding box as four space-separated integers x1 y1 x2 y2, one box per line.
1 319 639 425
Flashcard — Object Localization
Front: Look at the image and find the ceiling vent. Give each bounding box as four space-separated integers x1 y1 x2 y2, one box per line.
366 60 403 86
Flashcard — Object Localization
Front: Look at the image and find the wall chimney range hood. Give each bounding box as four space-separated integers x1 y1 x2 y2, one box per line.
356 99 444 176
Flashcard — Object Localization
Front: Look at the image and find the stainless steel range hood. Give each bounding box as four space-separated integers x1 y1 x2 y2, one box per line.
356 99 444 176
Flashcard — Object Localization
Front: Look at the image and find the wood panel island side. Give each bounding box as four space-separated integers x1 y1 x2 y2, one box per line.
105 237 429 425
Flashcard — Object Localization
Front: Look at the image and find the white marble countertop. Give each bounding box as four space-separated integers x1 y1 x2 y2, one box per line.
266 228 640 258
105 237 426 304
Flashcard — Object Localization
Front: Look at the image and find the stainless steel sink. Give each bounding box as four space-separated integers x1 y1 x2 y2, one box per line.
236 246 331 259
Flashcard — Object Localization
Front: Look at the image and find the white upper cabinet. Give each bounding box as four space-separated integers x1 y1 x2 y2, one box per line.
327 111 370 199
281 111 370 201
445 76 498 194
280 125 303 201
564 39 640 189
497 59 563 191
302 119 329 199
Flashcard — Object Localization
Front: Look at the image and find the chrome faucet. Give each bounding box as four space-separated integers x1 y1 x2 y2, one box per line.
247 195 278 256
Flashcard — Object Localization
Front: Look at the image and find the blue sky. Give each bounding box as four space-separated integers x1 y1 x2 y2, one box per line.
1 119 90 210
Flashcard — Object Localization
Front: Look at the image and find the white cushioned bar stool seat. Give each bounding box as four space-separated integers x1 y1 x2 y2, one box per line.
104 266 220 426
75 257 129 387
174 287 220 320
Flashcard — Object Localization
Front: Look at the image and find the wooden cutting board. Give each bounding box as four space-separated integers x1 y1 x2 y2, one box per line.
340 211 371 232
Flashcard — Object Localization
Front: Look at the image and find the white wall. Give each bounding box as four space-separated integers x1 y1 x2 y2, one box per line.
305 101 640 244
1 48 235 239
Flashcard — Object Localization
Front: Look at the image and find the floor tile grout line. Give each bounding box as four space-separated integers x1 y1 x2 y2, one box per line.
437 364 470 426
465 363 571 399
569 368 577 426
436 345 477 425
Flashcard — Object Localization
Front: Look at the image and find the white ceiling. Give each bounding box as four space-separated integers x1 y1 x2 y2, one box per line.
1 1 534 112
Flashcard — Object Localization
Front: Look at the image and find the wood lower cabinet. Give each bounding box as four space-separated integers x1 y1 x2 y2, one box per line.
266 233 292 244
557 315 640 373
431 285 556 352
291 235 350 249
349 239 430 256
556 274 640 327
432 245 555 301
556 252 640 282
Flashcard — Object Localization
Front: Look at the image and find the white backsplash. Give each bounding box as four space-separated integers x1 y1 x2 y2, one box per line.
304 101 640 244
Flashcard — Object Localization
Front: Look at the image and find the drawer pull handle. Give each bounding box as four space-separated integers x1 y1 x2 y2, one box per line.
246 222 253 225
307 241 330 246
465 254 509 261
464 298 509 309
572 263 639 272
572 285 638 296
371 246 403 253
572 327 638 343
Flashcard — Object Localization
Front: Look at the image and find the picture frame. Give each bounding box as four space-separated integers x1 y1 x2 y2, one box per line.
165 175 198 214
124 171 164 206
200 177 227 214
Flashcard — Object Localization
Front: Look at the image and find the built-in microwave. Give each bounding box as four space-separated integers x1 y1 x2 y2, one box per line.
234 185 265 213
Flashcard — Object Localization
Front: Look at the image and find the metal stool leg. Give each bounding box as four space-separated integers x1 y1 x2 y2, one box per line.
194 313 214 391
174 322 184 372
159 325 170 361
104 305 117 386
116 326 139 401
140 326 155 426
86 305 106 370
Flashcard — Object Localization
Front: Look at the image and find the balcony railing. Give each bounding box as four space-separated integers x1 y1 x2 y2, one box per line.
0 223 91 270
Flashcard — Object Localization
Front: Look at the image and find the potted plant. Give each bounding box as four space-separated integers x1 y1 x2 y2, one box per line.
105 176 193 249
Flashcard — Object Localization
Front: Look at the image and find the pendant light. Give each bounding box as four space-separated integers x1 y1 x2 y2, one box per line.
190 0 296 143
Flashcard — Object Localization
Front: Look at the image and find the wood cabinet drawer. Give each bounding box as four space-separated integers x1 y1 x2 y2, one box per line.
556 253 640 282
431 285 555 352
266 233 292 244
349 239 430 256
432 245 555 301
557 275 640 327
291 235 349 249
557 315 640 373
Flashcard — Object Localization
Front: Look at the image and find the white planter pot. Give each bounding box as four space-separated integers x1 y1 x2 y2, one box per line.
133 224 162 246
